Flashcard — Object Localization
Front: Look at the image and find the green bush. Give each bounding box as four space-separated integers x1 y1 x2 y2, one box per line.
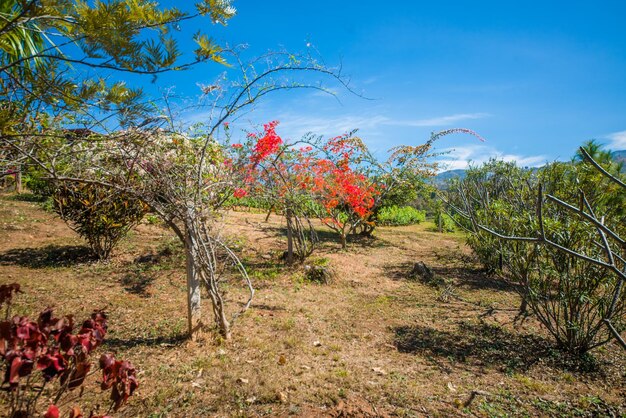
445 155 626 355
53 183 149 259
434 212 455 232
377 206 425 226
24 172 54 198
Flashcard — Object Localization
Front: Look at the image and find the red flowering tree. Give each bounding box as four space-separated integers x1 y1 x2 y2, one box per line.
232 122 319 263
344 128 486 236
305 133 380 248
0 285 138 418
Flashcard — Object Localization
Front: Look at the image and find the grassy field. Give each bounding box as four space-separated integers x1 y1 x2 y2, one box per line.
0 193 624 417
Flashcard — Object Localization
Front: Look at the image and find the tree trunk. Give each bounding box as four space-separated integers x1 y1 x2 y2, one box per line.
359 223 375 237
265 204 274 222
286 209 294 264
519 297 528 316
15 168 22 194
206 281 231 340
184 232 203 339
340 233 347 249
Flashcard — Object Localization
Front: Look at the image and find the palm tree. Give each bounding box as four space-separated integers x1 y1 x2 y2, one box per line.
575 139 624 174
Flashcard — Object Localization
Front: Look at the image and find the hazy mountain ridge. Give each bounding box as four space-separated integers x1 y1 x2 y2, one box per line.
611 150 626 164
433 149 626 188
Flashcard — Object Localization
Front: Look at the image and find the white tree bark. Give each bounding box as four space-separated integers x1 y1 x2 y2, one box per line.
185 231 203 338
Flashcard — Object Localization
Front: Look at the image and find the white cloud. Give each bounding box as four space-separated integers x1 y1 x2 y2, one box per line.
607 130 626 149
179 106 491 139
270 114 386 140
390 113 491 127
273 112 490 140
437 144 547 171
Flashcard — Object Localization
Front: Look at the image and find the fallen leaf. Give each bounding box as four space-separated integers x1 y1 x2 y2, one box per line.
278 391 288 403
372 367 387 376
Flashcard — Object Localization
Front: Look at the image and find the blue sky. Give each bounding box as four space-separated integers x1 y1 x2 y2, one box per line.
145 0 626 170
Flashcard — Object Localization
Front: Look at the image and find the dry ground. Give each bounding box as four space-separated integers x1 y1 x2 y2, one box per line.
0 193 624 417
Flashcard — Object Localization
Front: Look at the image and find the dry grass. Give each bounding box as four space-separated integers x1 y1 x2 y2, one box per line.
0 193 624 417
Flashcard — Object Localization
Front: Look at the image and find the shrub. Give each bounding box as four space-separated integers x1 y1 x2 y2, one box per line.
434 211 455 232
377 206 426 226
24 169 55 198
0 285 138 417
52 183 149 259
446 156 626 355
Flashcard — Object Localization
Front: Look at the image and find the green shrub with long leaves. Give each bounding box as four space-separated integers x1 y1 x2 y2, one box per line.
52 183 149 259
447 160 530 273
446 150 626 355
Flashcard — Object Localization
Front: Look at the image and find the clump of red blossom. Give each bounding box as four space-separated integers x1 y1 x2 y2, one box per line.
250 121 283 164
312 134 379 225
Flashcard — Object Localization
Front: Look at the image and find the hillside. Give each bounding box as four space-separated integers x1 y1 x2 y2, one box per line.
432 169 466 188
612 150 626 164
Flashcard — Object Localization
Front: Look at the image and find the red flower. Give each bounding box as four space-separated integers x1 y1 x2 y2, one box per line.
231 143 242 149
250 121 283 163
233 188 248 198
45 404 60 418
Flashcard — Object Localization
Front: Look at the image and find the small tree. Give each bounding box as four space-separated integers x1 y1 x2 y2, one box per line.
446 159 534 274
306 133 379 248
232 121 319 264
353 129 479 236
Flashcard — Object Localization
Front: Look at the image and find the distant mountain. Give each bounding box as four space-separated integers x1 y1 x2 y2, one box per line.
432 169 466 188
611 150 626 165
432 150 626 189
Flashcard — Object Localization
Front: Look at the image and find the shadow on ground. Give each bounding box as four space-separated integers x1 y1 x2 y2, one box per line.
431 266 515 291
0 245 95 268
6 192 48 203
120 271 155 297
118 246 182 297
105 333 187 349
394 321 602 374
382 261 512 292
251 302 286 312
259 224 388 249
382 261 427 282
